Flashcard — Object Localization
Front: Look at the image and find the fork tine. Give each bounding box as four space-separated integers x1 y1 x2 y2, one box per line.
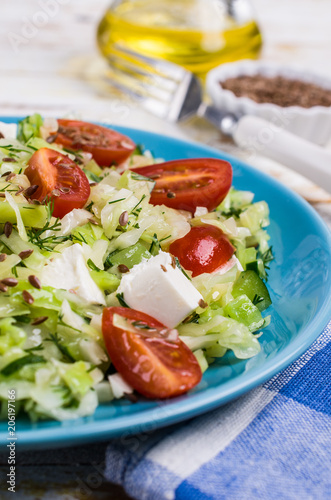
106 64 173 103
104 69 171 119
104 44 202 122
112 44 188 82
108 54 178 94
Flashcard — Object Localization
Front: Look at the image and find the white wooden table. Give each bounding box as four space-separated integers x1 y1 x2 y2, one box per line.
0 1 330 498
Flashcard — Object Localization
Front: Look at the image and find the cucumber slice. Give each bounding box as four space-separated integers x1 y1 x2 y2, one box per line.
224 294 264 332
232 270 271 311
109 242 151 269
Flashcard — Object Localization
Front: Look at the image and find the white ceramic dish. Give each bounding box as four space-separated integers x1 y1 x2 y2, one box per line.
206 60 331 146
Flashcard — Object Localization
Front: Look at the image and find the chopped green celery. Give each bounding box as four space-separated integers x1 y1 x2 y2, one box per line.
0 352 45 377
109 242 151 269
27 137 65 155
90 223 104 241
232 270 272 312
71 223 101 246
239 201 269 233
0 230 48 271
0 318 26 355
0 200 48 228
224 294 264 332
0 254 20 280
17 114 43 143
246 259 267 281
205 344 227 358
0 296 29 318
117 169 155 196
9 282 63 312
199 306 224 323
84 159 103 176
90 270 120 292
217 188 254 213
193 349 208 373
60 361 94 395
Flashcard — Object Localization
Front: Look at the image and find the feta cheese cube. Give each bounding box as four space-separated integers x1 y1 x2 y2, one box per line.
118 251 203 328
41 243 105 305
0 122 18 139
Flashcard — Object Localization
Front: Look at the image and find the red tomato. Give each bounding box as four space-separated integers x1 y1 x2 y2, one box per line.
169 225 235 277
53 119 135 167
25 148 91 218
134 158 232 213
102 307 202 399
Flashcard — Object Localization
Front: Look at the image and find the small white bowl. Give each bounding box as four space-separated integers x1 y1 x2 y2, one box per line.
206 60 331 146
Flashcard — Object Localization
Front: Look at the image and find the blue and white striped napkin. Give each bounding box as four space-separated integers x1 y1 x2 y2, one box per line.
104 321 331 500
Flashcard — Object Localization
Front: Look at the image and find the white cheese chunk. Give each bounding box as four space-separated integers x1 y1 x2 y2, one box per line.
118 251 203 328
0 122 18 139
41 243 105 304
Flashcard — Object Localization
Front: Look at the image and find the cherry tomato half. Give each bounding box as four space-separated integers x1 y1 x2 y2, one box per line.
102 307 202 399
52 119 135 167
134 158 232 213
169 225 235 277
25 148 91 218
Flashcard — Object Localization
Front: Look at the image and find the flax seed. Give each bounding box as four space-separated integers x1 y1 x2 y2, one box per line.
167 191 176 199
5 172 15 181
118 264 130 273
1 278 18 287
199 299 208 309
160 265 167 272
31 316 48 325
46 134 57 143
24 184 39 197
4 221 13 238
0 283 8 293
28 275 41 289
22 290 34 304
119 211 128 226
19 249 33 260
0 253 7 262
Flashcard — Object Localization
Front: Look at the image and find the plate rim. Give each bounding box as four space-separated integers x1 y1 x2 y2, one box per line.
1 117 330 449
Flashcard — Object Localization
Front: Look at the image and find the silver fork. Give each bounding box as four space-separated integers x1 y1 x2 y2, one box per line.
104 45 331 192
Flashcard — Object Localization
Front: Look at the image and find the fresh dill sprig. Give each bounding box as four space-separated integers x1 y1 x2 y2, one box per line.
27 199 68 251
45 332 75 362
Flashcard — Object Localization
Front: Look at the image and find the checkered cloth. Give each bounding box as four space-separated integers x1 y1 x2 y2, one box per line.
104 321 331 500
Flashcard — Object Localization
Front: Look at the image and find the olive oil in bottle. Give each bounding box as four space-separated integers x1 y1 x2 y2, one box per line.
97 0 262 77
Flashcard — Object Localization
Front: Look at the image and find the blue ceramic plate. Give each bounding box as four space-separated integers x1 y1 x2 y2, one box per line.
1 117 330 450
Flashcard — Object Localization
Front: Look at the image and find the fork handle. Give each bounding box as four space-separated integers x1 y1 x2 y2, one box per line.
199 104 331 193
234 115 331 193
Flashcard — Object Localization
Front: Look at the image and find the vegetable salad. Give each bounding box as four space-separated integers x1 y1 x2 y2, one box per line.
0 115 273 421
